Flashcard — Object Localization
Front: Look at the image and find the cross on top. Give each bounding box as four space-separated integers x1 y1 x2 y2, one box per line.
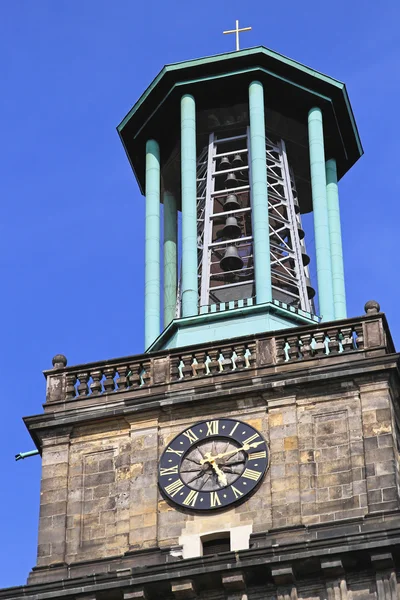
223 19 252 51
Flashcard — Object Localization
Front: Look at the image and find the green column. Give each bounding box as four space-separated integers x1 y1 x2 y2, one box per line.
249 80 272 304
308 107 335 321
181 94 198 317
163 190 177 326
144 139 161 349
326 158 347 319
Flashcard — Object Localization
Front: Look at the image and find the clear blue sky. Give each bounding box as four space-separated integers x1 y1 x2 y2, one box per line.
0 0 399 589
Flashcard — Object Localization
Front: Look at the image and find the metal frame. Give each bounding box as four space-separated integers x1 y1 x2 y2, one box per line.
178 130 315 315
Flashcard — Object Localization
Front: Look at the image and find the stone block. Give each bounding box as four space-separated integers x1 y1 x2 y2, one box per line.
284 436 298 450
171 580 197 599
123 589 148 600
222 572 247 592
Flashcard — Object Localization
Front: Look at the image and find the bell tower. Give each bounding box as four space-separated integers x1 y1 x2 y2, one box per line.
2 44 400 600
118 46 361 350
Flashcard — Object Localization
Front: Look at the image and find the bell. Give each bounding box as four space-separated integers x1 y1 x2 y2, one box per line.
223 194 241 212
302 251 310 266
305 277 316 299
220 245 244 272
225 172 238 188
232 153 244 167
219 216 241 239
297 225 305 240
219 156 231 170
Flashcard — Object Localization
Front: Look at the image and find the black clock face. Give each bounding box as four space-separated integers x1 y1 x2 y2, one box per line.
158 418 268 511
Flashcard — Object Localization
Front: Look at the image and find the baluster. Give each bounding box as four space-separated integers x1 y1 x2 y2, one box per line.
275 338 287 362
207 350 219 374
191 356 199 377
323 334 331 355
217 351 225 372
234 345 245 369
103 367 116 393
326 329 338 354
313 331 325 355
65 373 78 399
77 372 90 396
127 364 138 388
341 327 353 351
116 365 129 391
90 369 103 395
204 354 212 375
299 334 311 359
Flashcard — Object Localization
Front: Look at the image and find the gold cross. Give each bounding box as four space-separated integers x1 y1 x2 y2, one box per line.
223 19 252 51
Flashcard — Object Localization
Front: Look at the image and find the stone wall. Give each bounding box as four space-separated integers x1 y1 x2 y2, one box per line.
34 368 400 569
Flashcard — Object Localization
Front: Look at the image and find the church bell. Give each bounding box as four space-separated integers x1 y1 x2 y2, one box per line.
223 193 241 211
219 156 231 170
232 153 244 167
225 172 238 188
218 215 241 239
220 245 244 272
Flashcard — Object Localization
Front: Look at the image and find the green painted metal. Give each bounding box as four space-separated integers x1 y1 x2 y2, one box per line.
145 139 161 349
326 158 347 319
117 46 346 132
148 301 317 352
181 94 198 317
15 450 39 461
133 67 332 142
249 80 272 304
163 191 178 326
308 108 335 322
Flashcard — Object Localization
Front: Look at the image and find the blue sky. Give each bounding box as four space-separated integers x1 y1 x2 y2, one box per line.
0 0 399 589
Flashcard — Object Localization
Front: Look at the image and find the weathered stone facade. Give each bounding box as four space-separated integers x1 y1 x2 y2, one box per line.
1 309 399 600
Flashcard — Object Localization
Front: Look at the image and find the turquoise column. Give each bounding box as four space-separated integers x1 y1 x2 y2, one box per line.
163 190 177 326
326 158 347 319
249 80 272 304
181 94 198 317
308 107 335 321
144 139 161 349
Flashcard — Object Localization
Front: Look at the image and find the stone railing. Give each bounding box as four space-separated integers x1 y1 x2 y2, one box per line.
44 302 394 410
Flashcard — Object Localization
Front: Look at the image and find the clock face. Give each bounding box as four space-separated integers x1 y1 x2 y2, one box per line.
158 418 268 511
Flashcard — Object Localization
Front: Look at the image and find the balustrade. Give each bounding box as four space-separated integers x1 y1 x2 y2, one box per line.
44 310 391 407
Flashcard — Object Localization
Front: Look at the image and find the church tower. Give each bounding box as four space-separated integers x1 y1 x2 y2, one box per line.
1 43 400 600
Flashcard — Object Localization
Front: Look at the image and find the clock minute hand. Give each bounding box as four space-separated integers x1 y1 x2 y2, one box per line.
210 461 228 486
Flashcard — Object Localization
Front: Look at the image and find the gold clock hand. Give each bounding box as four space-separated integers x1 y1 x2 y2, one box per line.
200 440 264 465
210 461 228 486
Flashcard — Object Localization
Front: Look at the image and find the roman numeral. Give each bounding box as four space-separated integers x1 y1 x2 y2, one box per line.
160 465 179 476
183 429 198 444
164 479 185 497
206 420 219 436
242 468 262 481
248 451 267 460
166 447 184 457
231 485 243 499
229 422 239 436
210 491 221 507
243 433 260 445
182 490 199 507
